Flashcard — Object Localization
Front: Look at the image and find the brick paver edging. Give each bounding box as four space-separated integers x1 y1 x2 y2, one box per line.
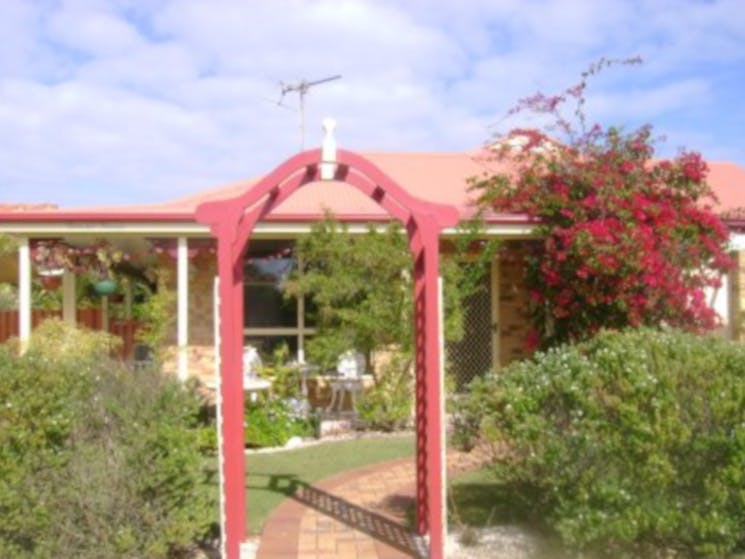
256 457 419 559
255 444 492 559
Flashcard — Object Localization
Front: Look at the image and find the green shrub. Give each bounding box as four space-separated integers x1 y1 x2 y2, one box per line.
357 354 413 432
258 343 304 400
134 268 177 365
25 317 121 360
0 321 217 558
454 328 745 557
244 398 314 448
0 283 18 311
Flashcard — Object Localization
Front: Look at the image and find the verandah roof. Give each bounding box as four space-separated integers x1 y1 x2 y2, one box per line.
1 150 744 226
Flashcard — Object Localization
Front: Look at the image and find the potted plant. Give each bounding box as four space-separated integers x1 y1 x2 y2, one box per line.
31 241 74 290
81 240 127 296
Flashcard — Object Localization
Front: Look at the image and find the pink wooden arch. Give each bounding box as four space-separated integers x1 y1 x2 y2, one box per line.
196 148 458 559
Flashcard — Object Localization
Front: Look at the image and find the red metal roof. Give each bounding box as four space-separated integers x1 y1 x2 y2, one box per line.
0 203 58 212
1 150 743 225
707 161 745 216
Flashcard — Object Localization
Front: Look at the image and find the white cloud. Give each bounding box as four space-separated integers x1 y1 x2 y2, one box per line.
77 42 199 90
586 78 713 122
44 5 144 56
0 0 743 206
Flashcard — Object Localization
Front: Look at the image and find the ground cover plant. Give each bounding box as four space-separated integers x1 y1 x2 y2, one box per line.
0 321 217 558
454 328 745 557
244 397 315 448
244 343 317 448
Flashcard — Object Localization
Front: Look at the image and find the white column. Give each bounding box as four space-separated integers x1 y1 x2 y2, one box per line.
707 269 731 339
297 252 306 363
177 237 189 381
297 295 306 364
62 270 76 324
18 238 31 351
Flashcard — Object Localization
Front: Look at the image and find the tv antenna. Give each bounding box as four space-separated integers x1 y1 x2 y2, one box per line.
278 74 341 149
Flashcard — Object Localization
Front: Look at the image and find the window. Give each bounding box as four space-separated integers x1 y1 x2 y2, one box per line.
243 240 314 360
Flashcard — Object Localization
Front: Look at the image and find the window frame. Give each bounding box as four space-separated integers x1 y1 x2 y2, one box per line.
242 242 315 361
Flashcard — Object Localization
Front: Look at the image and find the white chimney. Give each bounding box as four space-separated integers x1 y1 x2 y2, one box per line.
320 118 337 180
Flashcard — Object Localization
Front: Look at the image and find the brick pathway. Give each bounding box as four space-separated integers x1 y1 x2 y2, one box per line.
256 447 490 559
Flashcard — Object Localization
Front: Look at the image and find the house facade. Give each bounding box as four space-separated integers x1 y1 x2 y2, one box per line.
0 149 525 382
1 150 745 383
2 140 745 559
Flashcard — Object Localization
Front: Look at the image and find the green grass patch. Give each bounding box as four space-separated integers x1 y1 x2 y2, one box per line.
448 466 541 528
246 434 414 534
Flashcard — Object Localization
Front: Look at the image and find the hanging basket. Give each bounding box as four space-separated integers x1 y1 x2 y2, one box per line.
40 274 63 290
94 279 117 296
38 268 65 291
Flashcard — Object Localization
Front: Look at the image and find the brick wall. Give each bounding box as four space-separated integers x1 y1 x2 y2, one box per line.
184 253 218 382
0 254 16 284
730 250 745 341
189 252 216 345
162 344 216 385
498 240 540 367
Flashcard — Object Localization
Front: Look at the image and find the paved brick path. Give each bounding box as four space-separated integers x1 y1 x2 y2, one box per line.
256 448 490 559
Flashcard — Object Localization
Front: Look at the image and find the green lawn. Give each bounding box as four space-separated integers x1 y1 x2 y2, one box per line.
448 465 533 527
245 434 414 534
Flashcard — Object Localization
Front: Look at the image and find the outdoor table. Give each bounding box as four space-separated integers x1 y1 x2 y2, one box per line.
242 376 272 402
204 376 272 402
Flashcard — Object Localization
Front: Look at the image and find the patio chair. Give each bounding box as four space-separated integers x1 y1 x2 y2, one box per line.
242 345 263 379
243 345 270 402
132 343 154 372
325 350 366 414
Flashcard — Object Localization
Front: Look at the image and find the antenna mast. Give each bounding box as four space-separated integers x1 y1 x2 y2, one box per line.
278 74 341 149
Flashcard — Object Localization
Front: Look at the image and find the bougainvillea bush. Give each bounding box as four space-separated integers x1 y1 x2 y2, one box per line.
471 62 733 348
454 328 745 557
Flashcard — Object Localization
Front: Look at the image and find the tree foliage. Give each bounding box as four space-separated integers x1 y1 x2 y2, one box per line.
282 216 494 430
283 216 494 375
284 219 413 370
0 234 17 257
471 59 733 347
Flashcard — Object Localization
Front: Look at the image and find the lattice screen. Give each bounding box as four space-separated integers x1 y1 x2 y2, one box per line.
446 270 493 392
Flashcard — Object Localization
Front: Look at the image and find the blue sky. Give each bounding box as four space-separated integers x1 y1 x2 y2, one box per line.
1 0 743 207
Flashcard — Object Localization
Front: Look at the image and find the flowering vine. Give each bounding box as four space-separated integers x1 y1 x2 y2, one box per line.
472 59 734 348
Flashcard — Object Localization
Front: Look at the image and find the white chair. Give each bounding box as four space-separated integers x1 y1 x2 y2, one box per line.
242 345 262 379
242 346 270 402
326 350 366 414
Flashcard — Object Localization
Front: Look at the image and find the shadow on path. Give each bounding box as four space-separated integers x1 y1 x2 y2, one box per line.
292 483 427 558
253 469 426 558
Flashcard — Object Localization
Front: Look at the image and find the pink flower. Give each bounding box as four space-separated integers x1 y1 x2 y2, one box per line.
529 290 544 304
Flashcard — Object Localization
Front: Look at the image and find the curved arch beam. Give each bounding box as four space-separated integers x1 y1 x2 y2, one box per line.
232 165 319 253
196 150 323 236
195 148 456 559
